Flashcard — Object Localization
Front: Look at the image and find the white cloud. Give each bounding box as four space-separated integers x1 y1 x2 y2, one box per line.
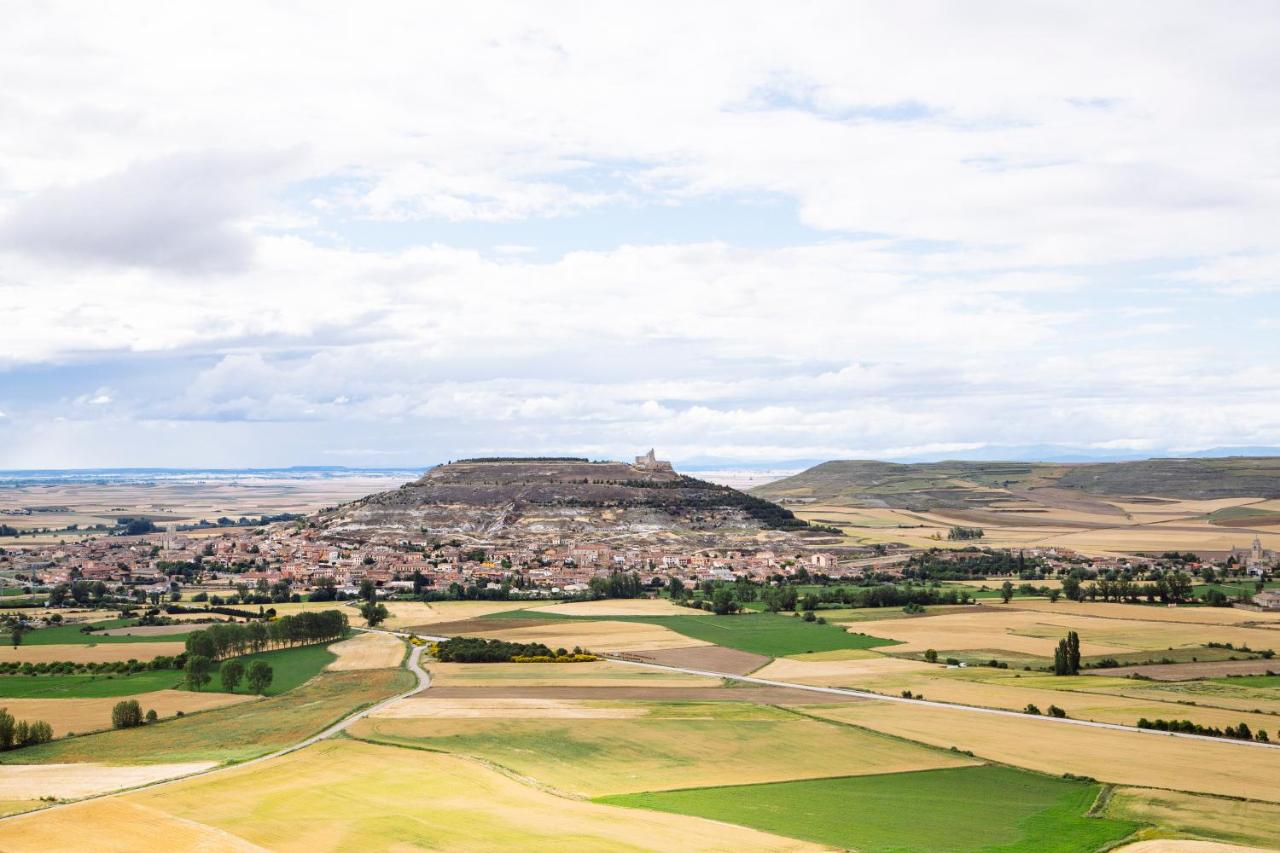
1 2 1279 466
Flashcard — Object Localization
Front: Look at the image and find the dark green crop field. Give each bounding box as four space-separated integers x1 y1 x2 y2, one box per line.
598 765 1140 853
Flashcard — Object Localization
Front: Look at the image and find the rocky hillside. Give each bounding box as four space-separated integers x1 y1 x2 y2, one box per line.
316 457 824 547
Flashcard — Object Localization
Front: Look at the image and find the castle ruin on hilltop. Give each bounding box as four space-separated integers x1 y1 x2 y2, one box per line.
634 448 674 473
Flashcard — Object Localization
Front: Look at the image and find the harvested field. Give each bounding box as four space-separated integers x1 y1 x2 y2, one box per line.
1008 599 1280 626
753 655 935 684
786 648 883 661
851 608 1280 658
351 701 974 797
1091 659 1280 681
612 644 769 675
371 697 649 719
1116 843 1273 853
807 700 1280 800
0 760 215 800
822 668 1280 733
324 632 403 671
0 642 186 664
416 616 555 635
426 660 720 688
0 740 824 852
454 619 710 653
416 685 861 704
0 689 254 737
1106 787 1280 851
395 600 536 626
527 599 690 617
97 624 197 637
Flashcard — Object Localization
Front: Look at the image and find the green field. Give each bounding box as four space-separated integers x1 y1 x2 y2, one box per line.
0 668 412 765
0 668 182 698
0 618 197 645
1210 674 1280 689
598 765 1141 853
0 640 337 699
211 642 337 696
485 609 897 657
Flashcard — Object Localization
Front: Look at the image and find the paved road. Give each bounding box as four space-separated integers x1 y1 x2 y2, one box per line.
0 637 431 823
604 654 1280 751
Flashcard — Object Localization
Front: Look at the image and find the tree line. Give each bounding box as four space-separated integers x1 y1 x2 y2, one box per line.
1137 717 1270 743
431 636 594 663
183 610 348 661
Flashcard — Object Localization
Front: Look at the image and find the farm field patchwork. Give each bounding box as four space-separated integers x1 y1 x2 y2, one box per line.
427 659 721 688
806 699 1280 800
349 699 976 796
482 609 900 657
0 668 411 766
0 739 824 852
601 765 1141 853
1 618 198 645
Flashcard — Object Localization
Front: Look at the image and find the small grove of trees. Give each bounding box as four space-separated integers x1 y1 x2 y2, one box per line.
0 708 53 749
1053 631 1082 676
1137 717 1270 742
947 526 985 541
111 699 145 729
589 570 644 599
184 611 348 660
432 637 595 663
359 601 389 627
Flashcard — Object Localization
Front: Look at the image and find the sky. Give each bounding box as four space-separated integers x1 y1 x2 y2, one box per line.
2 1 1279 469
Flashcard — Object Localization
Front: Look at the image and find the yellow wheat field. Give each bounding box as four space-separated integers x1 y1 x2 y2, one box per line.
0 690 253 737
0 739 824 852
807 700 1280 801
324 632 403 671
0 643 187 665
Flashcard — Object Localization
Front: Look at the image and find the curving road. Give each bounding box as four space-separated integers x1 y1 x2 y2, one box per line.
604 653 1280 751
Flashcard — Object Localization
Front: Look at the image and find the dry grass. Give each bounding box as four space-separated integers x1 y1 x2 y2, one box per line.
0 739 825 852
427 660 720 688
0 690 253 737
399 600 538 628
807 700 1280 801
0 643 187 665
0 761 216 800
324 632 403 671
526 598 690 617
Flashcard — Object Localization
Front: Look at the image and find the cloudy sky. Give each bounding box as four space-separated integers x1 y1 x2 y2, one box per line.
2 1 1279 469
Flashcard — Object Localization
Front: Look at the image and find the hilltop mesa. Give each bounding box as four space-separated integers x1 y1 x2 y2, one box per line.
315 452 831 549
